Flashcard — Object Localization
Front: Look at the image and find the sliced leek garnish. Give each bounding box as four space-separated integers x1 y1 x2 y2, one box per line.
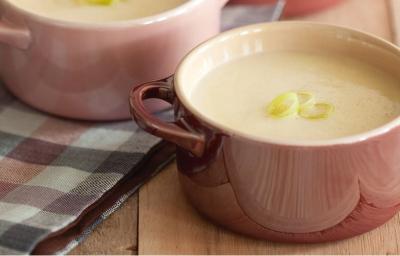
267 91 334 120
81 0 118 6
299 102 334 120
267 92 299 118
297 91 315 109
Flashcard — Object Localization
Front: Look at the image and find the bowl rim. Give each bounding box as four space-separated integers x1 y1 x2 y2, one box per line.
175 21 400 147
2 0 204 29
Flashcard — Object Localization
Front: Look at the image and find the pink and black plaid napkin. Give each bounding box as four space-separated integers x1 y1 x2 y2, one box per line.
0 4 283 254
0 83 174 254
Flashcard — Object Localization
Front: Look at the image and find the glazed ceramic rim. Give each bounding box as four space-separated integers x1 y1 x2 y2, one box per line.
2 0 204 28
175 21 400 147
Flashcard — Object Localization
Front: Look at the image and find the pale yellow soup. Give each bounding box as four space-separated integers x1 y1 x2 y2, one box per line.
8 0 187 23
191 51 400 141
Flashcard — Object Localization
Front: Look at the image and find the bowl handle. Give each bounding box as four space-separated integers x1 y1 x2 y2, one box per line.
129 79 206 157
0 20 31 50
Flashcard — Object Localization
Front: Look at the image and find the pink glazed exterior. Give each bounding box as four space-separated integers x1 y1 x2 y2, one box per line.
229 0 344 17
0 0 228 120
130 23 400 242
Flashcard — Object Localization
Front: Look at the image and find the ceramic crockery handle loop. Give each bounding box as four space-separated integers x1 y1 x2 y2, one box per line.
0 15 31 49
130 80 206 157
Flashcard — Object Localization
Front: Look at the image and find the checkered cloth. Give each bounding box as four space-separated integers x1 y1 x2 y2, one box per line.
0 83 174 254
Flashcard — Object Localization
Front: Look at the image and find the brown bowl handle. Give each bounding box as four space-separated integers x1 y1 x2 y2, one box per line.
0 22 31 50
129 80 206 157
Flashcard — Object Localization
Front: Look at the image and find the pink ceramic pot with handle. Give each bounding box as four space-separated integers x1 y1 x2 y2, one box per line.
130 22 400 242
0 0 228 120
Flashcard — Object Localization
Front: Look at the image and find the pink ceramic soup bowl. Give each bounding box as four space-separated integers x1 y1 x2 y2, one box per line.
0 0 228 120
130 22 400 242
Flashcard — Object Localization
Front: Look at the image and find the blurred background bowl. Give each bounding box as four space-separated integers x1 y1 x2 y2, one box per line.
229 0 344 17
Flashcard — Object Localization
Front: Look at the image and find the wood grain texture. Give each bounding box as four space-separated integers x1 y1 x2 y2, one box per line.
139 163 400 255
71 195 138 255
139 0 400 254
389 0 400 44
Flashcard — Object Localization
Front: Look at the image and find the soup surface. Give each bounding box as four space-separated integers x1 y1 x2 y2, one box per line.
8 0 188 23
191 51 400 141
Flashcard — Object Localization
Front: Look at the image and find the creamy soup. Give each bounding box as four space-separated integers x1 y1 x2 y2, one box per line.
191 51 400 141
8 0 188 23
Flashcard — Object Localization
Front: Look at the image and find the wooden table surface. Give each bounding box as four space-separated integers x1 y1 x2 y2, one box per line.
71 0 400 254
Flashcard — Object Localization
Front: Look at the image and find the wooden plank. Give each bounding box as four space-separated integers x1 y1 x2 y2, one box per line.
389 0 400 44
71 195 138 255
138 0 397 254
139 163 400 255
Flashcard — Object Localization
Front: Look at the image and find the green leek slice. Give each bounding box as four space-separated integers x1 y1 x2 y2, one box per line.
299 103 334 120
297 91 315 109
267 92 299 118
84 0 118 5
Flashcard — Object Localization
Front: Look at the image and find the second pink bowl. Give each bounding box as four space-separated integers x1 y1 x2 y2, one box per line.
0 0 228 120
